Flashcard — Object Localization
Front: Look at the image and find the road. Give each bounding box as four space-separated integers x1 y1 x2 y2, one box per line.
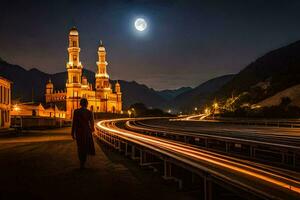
0 127 196 200
132 118 300 146
96 118 300 200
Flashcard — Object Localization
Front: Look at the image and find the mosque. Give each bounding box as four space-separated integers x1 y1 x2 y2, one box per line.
45 27 122 119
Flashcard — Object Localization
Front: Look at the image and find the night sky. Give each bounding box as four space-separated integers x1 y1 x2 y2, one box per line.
1 0 300 90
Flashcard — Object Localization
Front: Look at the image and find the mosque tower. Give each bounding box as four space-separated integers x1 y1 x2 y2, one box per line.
115 81 122 112
45 79 54 103
66 27 82 118
95 41 112 99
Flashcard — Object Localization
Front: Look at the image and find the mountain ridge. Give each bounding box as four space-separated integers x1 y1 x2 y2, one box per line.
214 40 300 103
0 59 170 109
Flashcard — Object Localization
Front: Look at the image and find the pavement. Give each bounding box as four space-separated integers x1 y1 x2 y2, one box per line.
0 127 196 200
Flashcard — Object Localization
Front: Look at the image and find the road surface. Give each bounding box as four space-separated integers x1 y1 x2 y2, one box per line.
0 127 196 200
133 118 300 146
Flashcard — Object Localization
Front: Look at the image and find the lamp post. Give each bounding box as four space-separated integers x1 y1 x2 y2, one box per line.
212 102 218 119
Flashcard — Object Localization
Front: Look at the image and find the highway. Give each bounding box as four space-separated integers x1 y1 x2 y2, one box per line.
96 118 300 200
130 118 300 146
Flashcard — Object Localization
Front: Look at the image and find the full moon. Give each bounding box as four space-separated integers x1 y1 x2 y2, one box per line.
135 18 147 31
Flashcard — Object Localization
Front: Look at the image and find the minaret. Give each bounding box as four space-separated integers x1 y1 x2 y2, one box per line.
66 27 82 118
45 79 54 103
115 81 122 112
46 79 54 94
95 40 111 99
66 26 82 84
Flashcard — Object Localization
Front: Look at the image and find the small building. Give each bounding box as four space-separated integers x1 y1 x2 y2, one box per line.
11 102 66 119
0 76 12 129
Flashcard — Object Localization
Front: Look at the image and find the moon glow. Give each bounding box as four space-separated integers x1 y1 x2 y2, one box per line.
135 18 147 31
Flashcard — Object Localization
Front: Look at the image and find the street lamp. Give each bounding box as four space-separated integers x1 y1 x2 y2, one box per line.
213 102 218 109
212 102 218 119
204 108 210 115
13 104 20 112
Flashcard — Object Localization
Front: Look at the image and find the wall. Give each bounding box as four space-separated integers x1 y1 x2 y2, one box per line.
0 77 11 129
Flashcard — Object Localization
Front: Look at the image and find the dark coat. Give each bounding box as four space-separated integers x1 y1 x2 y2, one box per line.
71 107 95 155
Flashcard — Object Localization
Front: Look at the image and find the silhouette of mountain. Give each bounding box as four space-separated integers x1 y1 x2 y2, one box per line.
215 40 300 103
169 40 300 112
169 75 235 111
157 87 192 100
0 59 167 108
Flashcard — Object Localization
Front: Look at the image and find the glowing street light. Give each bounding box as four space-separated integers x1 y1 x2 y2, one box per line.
204 108 210 115
213 102 218 109
194 107 198 111
13 104 20 112
128 110 132 117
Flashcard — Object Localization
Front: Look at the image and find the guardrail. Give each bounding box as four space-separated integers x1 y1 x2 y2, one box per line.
126 120 300 171
95 119 300 200
205 117 300 128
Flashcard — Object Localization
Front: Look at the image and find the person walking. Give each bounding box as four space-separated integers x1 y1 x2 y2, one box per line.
71 98 96 169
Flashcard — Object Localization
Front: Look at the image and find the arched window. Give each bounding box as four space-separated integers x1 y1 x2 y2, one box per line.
73 41 77 47
73 76 77 83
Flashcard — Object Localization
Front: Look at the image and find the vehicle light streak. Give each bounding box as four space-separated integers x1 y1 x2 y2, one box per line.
97 119 300 196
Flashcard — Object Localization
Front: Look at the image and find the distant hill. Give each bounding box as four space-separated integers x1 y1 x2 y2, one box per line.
257 84 300 107
0 58 167 109
214 40 300 103
169 74 235 111
157 87 192 100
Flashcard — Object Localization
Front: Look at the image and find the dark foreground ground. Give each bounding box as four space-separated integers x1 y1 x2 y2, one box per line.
0 128 196 200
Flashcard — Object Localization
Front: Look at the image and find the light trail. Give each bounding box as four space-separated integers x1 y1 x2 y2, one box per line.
172 114 209 121
132 119 300 146
96 118 300 199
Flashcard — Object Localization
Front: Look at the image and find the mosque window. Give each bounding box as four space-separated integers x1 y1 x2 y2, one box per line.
73 76 77 83
73 41 77 47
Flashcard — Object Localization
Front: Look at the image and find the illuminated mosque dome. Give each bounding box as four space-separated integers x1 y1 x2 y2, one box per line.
46 79 53 88
69 26 79 36
98 40 105 51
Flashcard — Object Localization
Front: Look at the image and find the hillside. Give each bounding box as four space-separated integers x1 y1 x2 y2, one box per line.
169 74 235 111
157 87 192 100
0 58 167 109
257 84 300 107
214 40 300 103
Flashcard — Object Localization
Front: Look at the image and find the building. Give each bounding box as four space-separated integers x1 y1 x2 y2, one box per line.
45 27 122 119
0 76 12 129
11 102 66 119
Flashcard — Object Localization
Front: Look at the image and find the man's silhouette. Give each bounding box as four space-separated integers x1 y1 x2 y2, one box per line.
71 98 95 169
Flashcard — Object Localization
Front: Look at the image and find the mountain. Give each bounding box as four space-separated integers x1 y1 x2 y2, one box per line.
157 87 192 100
215 40 300 103
0 58 167 109
169 74 235 111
